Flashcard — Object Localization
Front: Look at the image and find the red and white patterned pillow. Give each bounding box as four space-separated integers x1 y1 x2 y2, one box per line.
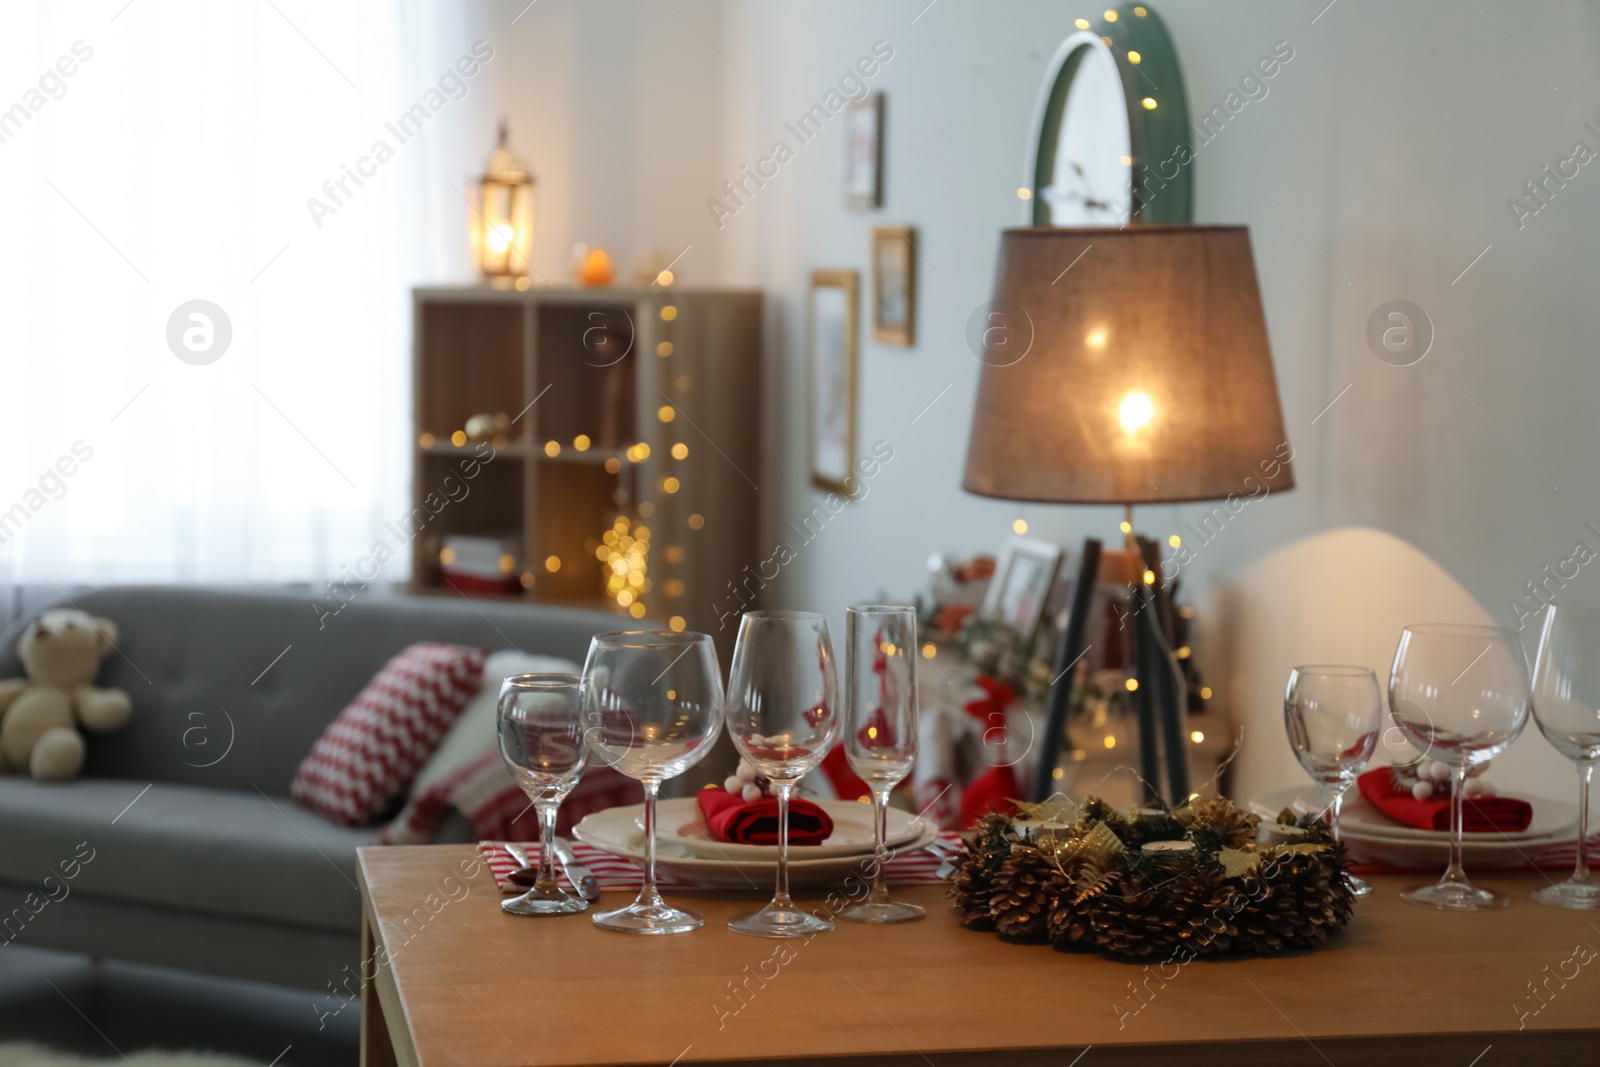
291 642 487 827
377 753 637 844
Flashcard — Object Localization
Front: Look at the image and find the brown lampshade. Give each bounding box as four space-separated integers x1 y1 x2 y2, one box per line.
962 225 1294 505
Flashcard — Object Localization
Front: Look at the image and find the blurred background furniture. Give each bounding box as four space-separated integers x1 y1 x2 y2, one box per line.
0 585 624 991
410 286 761 662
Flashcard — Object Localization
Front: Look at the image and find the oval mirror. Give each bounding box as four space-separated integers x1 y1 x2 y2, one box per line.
1025 4 1191 226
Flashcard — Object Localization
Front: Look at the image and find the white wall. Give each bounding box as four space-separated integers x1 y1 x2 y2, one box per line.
483 0 727 287
708 0 1600 615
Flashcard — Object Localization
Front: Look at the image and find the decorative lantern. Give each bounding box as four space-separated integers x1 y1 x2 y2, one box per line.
470 121 535 287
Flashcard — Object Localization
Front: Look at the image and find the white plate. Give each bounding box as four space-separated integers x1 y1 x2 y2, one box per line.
574 798 941 889
1276 785 1576 842
659 796 925 860
1255 787 1570 870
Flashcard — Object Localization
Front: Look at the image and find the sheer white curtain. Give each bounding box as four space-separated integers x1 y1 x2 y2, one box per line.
0 0 490 586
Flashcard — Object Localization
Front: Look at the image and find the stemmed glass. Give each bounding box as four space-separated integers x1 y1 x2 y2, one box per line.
580 631 723 934
1389 624 1531 910
497 673 590 916
724 610 842 937
1530 602 1600 909
838 604 924 924
1283 665 1382 897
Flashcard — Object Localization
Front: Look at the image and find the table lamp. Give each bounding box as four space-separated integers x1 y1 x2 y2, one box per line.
961 224 1294 804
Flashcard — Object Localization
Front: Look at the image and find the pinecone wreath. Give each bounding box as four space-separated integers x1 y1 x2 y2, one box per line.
947 797 1356 960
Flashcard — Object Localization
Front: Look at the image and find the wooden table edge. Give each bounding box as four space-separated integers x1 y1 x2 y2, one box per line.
359 856 424 1067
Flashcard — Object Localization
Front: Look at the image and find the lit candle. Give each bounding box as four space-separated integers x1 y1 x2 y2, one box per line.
1255 822 1309 845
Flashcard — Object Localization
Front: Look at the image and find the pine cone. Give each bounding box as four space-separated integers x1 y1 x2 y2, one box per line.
991 847 1066 940
1087 868 1229 958
947 814 1012 930
1178 798 1258 851
1235 848 1354 954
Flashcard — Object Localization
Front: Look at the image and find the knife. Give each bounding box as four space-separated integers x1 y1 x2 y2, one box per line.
552 836 601 901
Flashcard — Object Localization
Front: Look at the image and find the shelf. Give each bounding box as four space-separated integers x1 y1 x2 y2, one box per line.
417 438 533 458
535 448 628 467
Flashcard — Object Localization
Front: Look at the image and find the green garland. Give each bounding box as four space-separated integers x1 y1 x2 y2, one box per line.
948 796 1356 959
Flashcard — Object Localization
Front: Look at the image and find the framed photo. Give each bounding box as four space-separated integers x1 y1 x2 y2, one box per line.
871 226 916 346
982 537 1065 641
808 269 859 495
844 93 883 207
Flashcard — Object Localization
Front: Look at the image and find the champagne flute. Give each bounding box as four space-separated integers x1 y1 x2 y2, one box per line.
837 604 924 924
1530 602 1600 909
580 631 723 934
724 610 842 938
1283 665 1382 897
498 673 590 915
1389 624 1531 910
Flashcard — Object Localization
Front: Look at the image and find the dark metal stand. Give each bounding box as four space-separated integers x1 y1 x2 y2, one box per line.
1031 534 1190 805
1030 538 1101 802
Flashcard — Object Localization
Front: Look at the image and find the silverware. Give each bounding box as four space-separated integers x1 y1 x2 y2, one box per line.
552 836 601 901
925 837 961 879
504 842 539 888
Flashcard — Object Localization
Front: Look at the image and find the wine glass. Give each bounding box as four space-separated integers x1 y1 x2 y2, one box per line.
580 631 723 934
724 610 842 937
838 604 924 924
1389 624 1531 910
1283 665 1382 897
497 674 590 915
1530 602 1600 909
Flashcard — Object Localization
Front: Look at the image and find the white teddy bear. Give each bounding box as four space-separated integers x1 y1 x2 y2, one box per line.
0 609 133 781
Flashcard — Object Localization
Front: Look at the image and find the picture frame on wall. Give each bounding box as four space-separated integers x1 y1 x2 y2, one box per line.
844 93 883 208
982 536 1065 643
871 225 917 346
809 269 860 496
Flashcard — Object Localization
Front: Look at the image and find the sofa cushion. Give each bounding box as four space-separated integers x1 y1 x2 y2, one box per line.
0 777 371 933
411 650 580 797
290 642 487 827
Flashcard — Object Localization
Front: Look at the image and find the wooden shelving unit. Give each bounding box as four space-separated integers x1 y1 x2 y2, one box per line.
410 286 762 658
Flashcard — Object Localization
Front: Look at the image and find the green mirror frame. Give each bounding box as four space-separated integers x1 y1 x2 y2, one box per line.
1026 2 1191 225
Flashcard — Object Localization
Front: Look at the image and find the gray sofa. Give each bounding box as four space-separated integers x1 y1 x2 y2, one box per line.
0 585 624 991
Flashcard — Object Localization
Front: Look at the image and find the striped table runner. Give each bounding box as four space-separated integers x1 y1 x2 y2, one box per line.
479 833 962 894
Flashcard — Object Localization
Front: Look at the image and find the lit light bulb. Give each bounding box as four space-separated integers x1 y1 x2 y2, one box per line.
1128 50 1142 64
1119 390 1154 432
1085 328 1108 349
487 224 515 254
1012 518 1028 534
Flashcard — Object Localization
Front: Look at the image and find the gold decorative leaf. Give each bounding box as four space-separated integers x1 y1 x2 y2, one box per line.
1078 821 1126 865
1218 848 1261 878
1012 795 1084 824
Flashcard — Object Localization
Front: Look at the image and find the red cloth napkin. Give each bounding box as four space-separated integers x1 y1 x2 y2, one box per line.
1356 768 1533 833
959 762 1021 829
696 787 836 845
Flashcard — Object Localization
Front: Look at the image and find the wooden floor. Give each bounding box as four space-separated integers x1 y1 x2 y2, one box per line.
359 844 1600 1066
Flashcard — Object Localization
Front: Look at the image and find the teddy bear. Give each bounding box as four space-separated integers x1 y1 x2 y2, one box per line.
0 609 132 781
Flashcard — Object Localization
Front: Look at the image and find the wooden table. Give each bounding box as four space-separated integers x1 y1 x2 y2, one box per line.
358 845 1600 1066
